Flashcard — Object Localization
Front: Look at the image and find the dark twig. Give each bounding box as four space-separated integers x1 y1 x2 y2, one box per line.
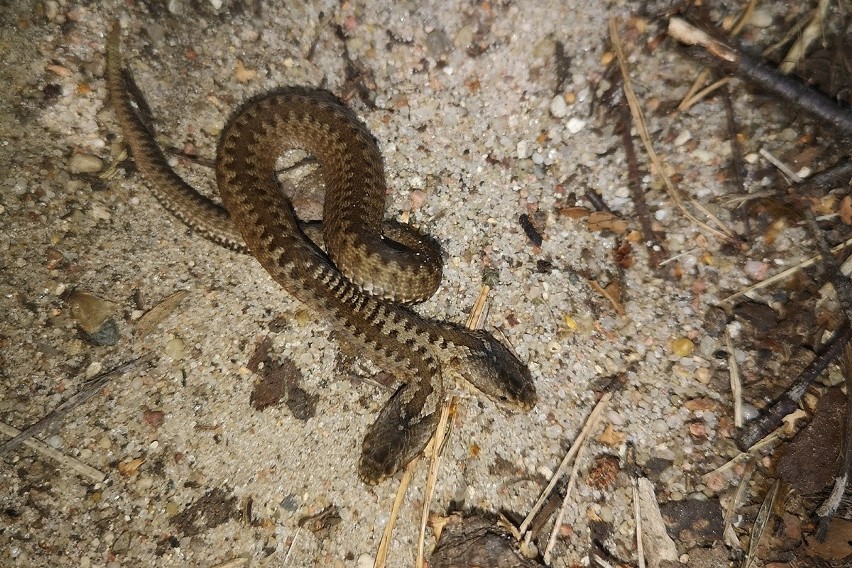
787 158 852 205
584 190 612 214
668 18 852 137
617 95 666 268
0 353 156 453
815 345 852 540
737 324 852 449
803 207 852 324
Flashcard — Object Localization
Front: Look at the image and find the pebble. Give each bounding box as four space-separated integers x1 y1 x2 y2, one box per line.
516 140 531 159
565 117 585 134
165 337 187 360
549 94 567 118
650 419 669 433
67 291 117 335
44 0 60 21
673 130 692 146
167 0 184 14
671 337 695 357
741 402 760 421
47 435 64 449
749 8 774 27
545 424 562 438
67 153 104 174
744 260 770 280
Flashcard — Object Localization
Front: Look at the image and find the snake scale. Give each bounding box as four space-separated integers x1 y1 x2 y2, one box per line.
106 24 536 484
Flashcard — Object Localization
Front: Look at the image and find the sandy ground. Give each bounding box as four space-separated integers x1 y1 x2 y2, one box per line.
1 1 842 566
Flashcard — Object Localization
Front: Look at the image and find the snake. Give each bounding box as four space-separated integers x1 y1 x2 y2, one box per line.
106 24 536 484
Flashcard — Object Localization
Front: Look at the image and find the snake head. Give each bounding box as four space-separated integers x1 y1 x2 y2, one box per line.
452 329 537 411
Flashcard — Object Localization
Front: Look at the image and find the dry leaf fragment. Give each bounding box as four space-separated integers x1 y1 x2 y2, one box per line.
118 457 144 476
557 206 591 219
586 210 628 234
597 423 625 447
135 290 189 338
235 60 257 83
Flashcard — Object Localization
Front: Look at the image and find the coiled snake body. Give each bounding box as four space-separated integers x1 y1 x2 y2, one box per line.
106 25 535 484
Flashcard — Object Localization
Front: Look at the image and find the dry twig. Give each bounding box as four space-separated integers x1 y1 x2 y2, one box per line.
719 236 852 304
0 353 156 453
737 324 852 449
0 421 106 483
778 0 831 74
519 392 612 537
743 480 781 568
611 18 737 242
676 0 757 111
668 17 852 136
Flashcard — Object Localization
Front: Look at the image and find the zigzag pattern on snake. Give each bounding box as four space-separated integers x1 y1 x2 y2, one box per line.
106 24 536 484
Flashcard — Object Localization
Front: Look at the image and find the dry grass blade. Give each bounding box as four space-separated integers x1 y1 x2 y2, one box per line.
0 421 107 483
779 0 831 74
719 236 852 304
379 284 494 567
519 392 612 537
0 352 156 453
701 430 781 480
135 289 190 338
676 0 757 111
415 401 454 568
543 429 592 563
374 457 418 568
722 459 755 552
678 77 733 112
415 284 491 566
726 331 743 427
610 18 736 242
744 480 781 568
632 478 645 568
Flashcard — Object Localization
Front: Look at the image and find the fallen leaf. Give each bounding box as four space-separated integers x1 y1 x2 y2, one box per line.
586 210 628 234
235 59 257 83
118 457 144 477
597 423 625 447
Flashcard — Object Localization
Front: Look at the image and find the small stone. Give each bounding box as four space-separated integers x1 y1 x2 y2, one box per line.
673 130 692 146
516 140 531 159
749 8 774 28
66 290 118 335
68 153 104 174
164 337 186 360
111 531 131 553
744 259 770 280
565 117 585 134
44 0 60 20
741 402 760 421
671 337 695 357
550 94 567 118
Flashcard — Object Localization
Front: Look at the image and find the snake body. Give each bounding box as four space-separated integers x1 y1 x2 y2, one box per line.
106 25 535 484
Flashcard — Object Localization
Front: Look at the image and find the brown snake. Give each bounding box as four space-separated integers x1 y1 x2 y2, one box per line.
106 25 536 484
